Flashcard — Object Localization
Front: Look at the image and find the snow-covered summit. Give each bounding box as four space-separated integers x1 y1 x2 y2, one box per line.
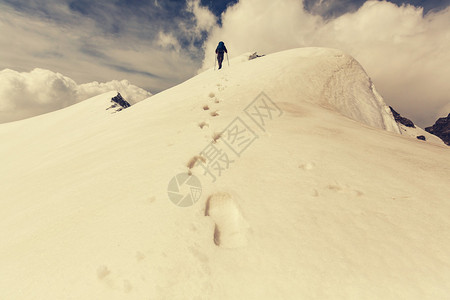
202 47 400 133
0 48 449 299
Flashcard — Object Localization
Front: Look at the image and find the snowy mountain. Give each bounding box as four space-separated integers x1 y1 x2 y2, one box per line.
1 48 449 299
0 68 152 124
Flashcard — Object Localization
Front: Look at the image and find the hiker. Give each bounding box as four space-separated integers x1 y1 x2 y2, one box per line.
215 41 228 69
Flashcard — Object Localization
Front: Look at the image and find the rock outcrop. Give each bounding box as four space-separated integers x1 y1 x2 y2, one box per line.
111 93 131 109
416 135 426 141
249 52 265 60
425 114 450 146
390 106 415 128
107 92 131 112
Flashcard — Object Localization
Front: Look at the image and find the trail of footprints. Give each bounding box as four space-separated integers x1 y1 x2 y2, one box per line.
98 79 238 294
198 85 227 150
198 82 226 129
198 81 251 247
197 81 251 248
205 92 220 117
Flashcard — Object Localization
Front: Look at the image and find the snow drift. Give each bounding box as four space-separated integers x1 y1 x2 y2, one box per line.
0 48 449 299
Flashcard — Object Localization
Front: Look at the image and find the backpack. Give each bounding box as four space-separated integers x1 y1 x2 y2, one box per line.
216 41 226 52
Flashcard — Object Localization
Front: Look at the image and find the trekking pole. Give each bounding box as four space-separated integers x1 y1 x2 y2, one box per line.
226 52 229 66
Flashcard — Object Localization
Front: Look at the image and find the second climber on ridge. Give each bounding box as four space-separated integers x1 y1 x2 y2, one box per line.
215 41 228 70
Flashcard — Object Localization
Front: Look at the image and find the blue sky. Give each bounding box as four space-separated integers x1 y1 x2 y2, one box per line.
0 0 449 126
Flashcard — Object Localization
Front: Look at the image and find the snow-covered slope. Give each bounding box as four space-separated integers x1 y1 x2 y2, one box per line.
0 48 449 299
398 123 445 145
207 48 400 133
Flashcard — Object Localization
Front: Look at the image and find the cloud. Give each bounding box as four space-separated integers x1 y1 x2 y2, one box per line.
438 103 450 119
202 0 450 127
2 0 448 127
0 0 212 94
157 31 182 52
0 68 151 123
187 0 217 33
304 0 364 18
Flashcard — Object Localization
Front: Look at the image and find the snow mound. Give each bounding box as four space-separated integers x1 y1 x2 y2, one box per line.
201 48 399 133
319 51 400 133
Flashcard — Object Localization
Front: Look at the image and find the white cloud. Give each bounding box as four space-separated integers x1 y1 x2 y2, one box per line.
187 0 217 33
306 0 361 17
0 68 151 124
157 31 181 52
438 103 450 120
0 4 202 94
201 0 320 67
202 0 450 127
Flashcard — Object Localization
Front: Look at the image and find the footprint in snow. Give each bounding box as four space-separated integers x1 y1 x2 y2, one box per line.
326 182 364 197
97 265 110 280
97 265 134 293
187 155 206 170
205 192 248 248
212 132 221 143
299 162 315 170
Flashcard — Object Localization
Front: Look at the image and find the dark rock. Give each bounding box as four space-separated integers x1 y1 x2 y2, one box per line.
389 106 415 128
416 135 426 141
425 113 450 146
111 92 131 109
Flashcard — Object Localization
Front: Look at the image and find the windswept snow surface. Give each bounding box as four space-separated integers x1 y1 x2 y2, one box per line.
0 48 449 299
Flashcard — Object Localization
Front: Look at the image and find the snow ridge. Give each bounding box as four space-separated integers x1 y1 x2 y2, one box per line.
205 48 399 133
320 52 400 133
